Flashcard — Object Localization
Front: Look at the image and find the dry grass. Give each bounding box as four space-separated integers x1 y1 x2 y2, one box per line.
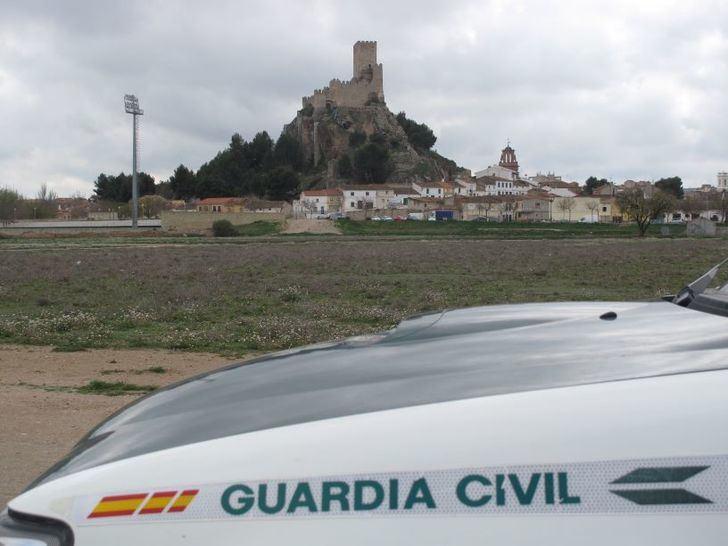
1 238 727 356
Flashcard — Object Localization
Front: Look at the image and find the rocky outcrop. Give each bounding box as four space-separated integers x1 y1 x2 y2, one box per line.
283 103 462 185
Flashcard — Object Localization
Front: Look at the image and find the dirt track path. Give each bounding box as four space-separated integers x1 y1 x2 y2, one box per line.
0 345 239 508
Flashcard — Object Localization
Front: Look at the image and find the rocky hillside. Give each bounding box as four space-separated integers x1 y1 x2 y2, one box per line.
283 102 466 186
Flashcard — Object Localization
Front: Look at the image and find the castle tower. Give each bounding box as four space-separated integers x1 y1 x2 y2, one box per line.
499 141 519 176
353 41 384 102
353 41 377 79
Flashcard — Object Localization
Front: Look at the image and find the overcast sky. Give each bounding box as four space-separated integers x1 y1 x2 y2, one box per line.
1 0 726 197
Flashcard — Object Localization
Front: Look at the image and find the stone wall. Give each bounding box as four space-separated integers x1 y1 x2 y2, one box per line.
301 41 384 111
161 211 285 231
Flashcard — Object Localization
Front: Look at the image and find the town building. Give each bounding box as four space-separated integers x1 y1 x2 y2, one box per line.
551 196 620 223
412 181 445 198
340 184 394 213
196 197 245 213
295 189 343 216
453 178 476 196
387 187 419 208
474 175 530 196
517 194 553 222
620 180 653 198
718 172 728 190
474 142 521 181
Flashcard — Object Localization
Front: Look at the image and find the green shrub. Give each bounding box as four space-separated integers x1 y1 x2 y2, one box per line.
212 219 238 237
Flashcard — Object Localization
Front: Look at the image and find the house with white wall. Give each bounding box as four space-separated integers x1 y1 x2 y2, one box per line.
475 176 529 196
294 189 343 217
412 181 445 198
453 178 477 196
341 185 395 212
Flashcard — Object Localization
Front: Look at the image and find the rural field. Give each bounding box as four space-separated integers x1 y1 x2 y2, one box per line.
1 234 728 506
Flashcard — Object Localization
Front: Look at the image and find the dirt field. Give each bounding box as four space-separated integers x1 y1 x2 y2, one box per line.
0 345 238 508
282 218 342 234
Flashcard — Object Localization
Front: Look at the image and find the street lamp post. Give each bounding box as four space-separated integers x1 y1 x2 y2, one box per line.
124 94 144 228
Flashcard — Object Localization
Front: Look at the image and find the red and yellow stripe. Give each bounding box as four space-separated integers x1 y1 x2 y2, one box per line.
138 490 177 514
168 489 199 513
88 493 148 518
88 488 199 519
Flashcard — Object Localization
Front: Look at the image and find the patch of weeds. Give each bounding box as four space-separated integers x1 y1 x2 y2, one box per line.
52 343 88 352
76 380 156 396
235 221 281 237
278 285 306 303
137 366 167 374
100 369 124 375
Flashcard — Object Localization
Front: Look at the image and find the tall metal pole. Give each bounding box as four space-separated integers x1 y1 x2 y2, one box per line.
124 94 143 229
132 112 139 228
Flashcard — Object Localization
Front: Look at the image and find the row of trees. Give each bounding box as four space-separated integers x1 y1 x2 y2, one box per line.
584 175 685 199
0 184 62 225
93 132 302 204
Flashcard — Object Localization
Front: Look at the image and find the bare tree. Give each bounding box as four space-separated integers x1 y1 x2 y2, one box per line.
300 200 318 219
557 198 576 222
476 199 493 221
360 195 373 219
33 183 59 219
36 183 58 202
617 189 675 236
585 199 600 222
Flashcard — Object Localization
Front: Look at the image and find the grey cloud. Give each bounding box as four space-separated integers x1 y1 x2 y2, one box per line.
0 0 726 196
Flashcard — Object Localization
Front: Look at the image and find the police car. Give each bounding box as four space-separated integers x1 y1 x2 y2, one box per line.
3 263 728 545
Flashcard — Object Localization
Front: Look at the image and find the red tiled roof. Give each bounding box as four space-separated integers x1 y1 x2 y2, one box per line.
341 185 392 191
302 189 342 197
197 197 244 205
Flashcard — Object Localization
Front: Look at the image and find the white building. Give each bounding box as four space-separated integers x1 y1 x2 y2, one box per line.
475 176 530 196
412 181 445 198
719 172 728 190
473 164 518 181
386 187 419 208
540 184 579 198
453 178 477 196
341 185 394 212
294 189 343 217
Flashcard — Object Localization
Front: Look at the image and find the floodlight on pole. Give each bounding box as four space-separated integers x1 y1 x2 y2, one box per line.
124 94 143 228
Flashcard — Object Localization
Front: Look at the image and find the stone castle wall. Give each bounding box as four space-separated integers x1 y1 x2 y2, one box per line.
302 41 384 111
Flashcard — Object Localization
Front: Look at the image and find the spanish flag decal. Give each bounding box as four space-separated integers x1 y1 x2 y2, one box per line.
88 489 199 519
88 493 148 518
168 489 199 513
139 491 177 514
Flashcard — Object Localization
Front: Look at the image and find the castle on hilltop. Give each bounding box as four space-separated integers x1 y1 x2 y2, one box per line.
302 41 385 111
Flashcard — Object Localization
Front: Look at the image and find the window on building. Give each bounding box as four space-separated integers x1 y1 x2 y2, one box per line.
365 192 369 196
602 206 607 212
350 192 354 196
350 202 355 207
